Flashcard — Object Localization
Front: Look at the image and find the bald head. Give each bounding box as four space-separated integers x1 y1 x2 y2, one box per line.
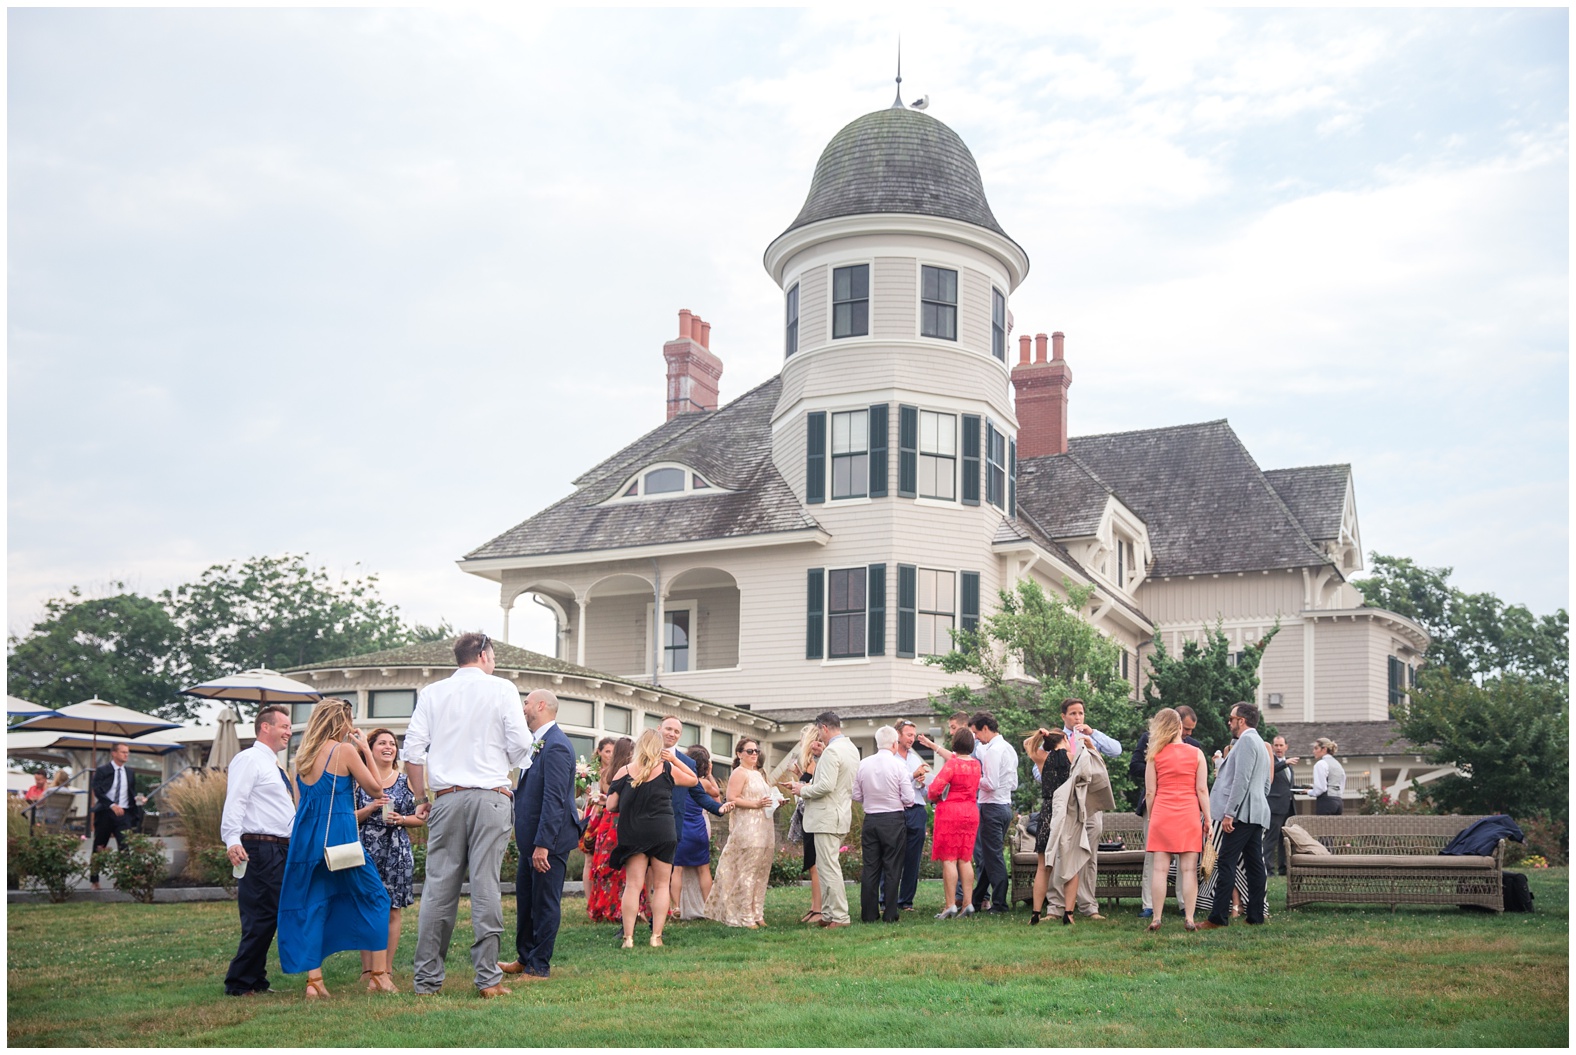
523 689 559 731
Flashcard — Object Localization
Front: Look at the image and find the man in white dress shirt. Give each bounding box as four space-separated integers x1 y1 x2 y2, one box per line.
888 720 930 913
968 711 1019 914
403 632 534 998
221 705 294 996
852 725 915 923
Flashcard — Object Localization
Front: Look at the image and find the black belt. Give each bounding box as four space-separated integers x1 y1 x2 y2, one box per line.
241 833 290 844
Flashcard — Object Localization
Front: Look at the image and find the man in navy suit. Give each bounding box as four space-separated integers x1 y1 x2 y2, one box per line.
500 689 584 980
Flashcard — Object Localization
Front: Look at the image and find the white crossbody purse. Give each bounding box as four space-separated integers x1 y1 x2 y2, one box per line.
322 744 367 872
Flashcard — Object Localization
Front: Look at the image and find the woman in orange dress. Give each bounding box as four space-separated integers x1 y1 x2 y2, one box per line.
1143 708 1210 932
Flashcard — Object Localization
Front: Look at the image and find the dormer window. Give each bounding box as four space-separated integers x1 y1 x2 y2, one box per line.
921 266 958 340
609 463 724 502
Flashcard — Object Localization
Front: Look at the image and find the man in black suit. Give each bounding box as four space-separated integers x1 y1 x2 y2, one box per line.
500 690 584 981
1265 735 1299 877
90 743 143 889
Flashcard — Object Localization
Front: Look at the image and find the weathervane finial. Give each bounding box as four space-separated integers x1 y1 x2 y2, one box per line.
892 37 904 109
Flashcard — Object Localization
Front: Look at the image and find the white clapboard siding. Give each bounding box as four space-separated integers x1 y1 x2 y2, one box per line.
873 257 916 339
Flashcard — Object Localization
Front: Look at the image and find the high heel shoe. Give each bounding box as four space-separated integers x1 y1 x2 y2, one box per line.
649 935 664 948
1030 909 1042 926
935 906 960 920
1147 920 1162 933
1184 920 1199 932
1061 911 1074 926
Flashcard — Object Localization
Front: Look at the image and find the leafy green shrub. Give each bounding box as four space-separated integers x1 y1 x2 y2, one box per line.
768 845 804 887
94 835 168 903
501 838 518 883
1506 815 1567 866
1359 787 1435 815
196 845 239 895
16 832 87 902
412 842 426 883
8 799 31 888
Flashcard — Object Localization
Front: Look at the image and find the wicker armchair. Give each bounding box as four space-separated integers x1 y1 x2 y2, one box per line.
1284 814 1505 912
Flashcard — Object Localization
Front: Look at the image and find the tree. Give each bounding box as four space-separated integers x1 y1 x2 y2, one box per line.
162 554 416 694
8 554 446 721
930 578 1140 807
1356 554 1568 685
1140 622 1280 756
7 588 191 718
1394 669 1567 823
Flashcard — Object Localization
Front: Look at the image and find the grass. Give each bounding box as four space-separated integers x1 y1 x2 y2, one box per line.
7 870 1568 1047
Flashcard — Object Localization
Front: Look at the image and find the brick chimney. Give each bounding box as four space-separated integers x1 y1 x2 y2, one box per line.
663 309 724 420
1011 330 1072 457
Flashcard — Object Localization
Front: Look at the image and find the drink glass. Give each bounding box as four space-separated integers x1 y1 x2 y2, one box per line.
233 858 248 879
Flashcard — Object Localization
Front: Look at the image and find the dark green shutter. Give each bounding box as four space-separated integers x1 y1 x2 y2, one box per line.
961 415 981 505
868 404 889 498
806 411 826 504
898 405 918 498
867 564 886 656
1008 439 1017 517
807 568 825 659
960 571 980 634
897 564 917 658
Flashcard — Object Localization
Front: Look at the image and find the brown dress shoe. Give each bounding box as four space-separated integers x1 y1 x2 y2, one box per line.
819 920 851 929
1195 920 1226 930
478 984 512 999
497 960 526 975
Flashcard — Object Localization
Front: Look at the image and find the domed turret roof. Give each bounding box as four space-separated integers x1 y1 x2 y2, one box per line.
781 106 1013 242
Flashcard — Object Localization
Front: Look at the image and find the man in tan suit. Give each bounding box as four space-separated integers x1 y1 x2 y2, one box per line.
789 711 860 929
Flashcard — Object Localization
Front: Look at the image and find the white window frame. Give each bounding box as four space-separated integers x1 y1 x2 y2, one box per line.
827 259 875 342
830 409 870 500
918 263 959 341
826 566 869 660
916 568 956 658
605 461 727 504
918 410 957 501
645 600 700 675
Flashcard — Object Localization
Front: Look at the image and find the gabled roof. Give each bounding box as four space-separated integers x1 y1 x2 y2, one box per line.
464 377 822 562
1263 464 1351 542
993 513 1154 630
1022 420 1330 579
1014 452 1121 538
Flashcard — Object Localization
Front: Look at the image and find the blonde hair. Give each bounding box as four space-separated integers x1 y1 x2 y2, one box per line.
1148 708 1183 751
796 723 820 771
629 730 666 787
294 699 354 780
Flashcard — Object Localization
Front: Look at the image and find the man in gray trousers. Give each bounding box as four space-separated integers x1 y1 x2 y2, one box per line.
403 632 534 997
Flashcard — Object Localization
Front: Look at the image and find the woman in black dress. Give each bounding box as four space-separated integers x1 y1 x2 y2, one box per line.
608 729 697 948
1023 728 1074 925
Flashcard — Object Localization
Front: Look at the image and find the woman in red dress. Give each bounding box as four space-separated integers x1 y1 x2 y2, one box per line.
587 737 648 923
927 727 982 920
1143 708 1210 932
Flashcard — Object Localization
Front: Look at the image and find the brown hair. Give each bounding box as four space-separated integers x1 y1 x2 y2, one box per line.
951 728 976 755
734 737 760 768
254 704 289 736
606 736 635 791
453 632 492 666
686 744 712 779
366 727 397 750
1060 697 1086 716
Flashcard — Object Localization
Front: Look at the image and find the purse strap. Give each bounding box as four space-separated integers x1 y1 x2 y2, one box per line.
322 743 339 857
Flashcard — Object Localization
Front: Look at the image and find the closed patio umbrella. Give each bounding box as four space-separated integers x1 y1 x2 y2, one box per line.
205 708 243 770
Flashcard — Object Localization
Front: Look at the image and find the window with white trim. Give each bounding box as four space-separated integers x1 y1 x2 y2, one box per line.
991 288 1006 360
785 283 799 356
832 265 869 338
918 411 956 500
985 424 1007 509
828 568 868 659
612 463 722 501
664 609 691 673
831 410 869 499
921 265 958 340
916 569 956 657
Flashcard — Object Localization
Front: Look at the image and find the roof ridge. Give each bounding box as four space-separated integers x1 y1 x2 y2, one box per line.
1218 425 1332 570
1067 418 1230 443
1062 451 1117 498
1264 463 1353 474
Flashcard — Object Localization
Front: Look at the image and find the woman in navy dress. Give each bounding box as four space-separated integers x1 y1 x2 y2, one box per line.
672 744 718 910
276 700 392 999
353 728 420 992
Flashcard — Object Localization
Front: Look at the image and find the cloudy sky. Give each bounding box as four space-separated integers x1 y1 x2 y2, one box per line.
8 7 1568 658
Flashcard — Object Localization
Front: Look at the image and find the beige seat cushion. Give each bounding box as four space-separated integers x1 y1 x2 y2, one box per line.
1283 824 1331 855
1099 850 1146 867
1290 853 1496 869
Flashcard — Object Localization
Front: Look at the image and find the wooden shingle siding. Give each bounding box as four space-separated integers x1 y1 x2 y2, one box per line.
872 257 916 338
959 267 991 350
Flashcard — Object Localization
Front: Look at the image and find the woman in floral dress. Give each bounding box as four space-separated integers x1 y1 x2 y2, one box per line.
353 728 418 992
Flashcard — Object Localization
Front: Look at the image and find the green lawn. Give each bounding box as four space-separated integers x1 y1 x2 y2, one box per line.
7 871 1568 1047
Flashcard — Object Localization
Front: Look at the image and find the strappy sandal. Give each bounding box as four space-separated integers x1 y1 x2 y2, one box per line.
368 970 396 993
358 969 374 987
305 975 329 999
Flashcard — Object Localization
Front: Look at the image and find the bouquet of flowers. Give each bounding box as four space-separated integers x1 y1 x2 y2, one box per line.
575 757 596 797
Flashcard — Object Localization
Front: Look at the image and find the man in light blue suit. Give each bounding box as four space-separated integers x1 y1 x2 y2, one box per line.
1199 702 1272 929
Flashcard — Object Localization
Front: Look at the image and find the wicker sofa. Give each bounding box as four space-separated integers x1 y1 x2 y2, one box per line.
1284 815 1505 912
1009 811 1158 908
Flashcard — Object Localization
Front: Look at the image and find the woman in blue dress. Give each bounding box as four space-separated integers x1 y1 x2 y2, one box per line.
276 700 392 999
353 728 419 993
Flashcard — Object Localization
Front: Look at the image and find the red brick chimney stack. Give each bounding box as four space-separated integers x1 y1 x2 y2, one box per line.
1010 329 1073 458
664 308 724 420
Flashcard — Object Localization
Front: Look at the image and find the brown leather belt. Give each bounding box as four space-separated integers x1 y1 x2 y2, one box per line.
434 785 512 800
241 833 290 844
